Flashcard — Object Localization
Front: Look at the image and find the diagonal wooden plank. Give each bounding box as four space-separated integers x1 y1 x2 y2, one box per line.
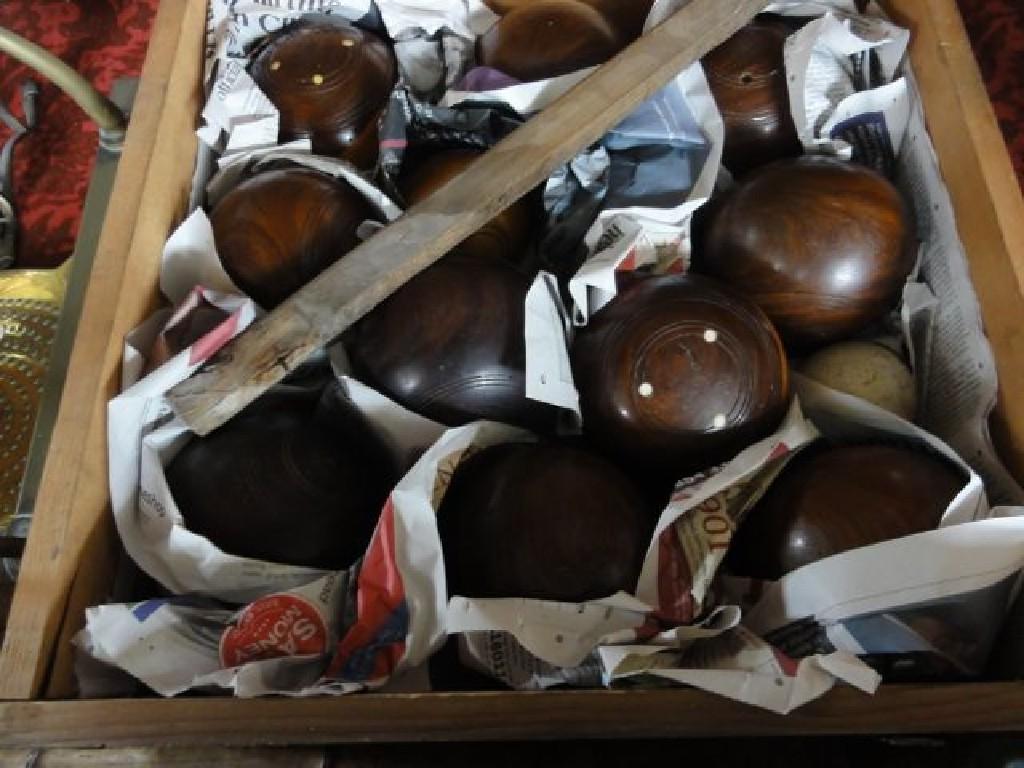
167 0 769 436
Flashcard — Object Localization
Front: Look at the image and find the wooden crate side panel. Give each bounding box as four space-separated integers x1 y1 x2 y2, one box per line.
0 0 206 700
43 513 121 699
41 0 208 700
884 0 1024 482
1 685 1024 747
0 748 328 767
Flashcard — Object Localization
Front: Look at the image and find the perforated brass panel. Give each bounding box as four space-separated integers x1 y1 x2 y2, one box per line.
0 297 59 526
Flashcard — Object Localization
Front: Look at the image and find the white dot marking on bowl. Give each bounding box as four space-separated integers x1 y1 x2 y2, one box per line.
712 413 727 429
312 73 324 85
638 381 654 398
270 60 281 71
704 328 718 343
342 38 355 47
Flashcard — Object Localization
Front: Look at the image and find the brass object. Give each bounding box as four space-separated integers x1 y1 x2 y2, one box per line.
0 262 67 527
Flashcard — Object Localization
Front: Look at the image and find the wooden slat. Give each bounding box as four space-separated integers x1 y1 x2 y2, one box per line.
1 684 1024 747
43 518 121 698
882 0 1024 481
0 0 206 700
0 748 327 767
166 0 770 436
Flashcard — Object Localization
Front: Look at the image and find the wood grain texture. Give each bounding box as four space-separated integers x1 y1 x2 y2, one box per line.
438 442 652 602
0 748 327 767
346 252 558 431
165 386 395 570
2 0 1024 746
397 149 537 266
883 0 1024 482
476 1 622 82
211 168 379 310
0 582 12 640
0 0 205 700
250 19 395 167
727 444 966 579
165 0 771 437
42 514 120 700
702 18 801 176
571 273 789 479
695 156 913 347
1 684 1024 747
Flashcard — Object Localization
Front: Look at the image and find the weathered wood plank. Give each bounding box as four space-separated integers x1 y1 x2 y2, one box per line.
0 747 326 767
883 0 1024 483
1 685 1024 748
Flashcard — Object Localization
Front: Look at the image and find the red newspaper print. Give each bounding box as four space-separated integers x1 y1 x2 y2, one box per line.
656 525 695 625
616 249 637 272
771 646 801 678
767 441 790 462
189 310 241 365
219 592 328 667
326 497 409 682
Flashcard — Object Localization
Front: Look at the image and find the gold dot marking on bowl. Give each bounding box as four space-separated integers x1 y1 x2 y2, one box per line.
342 39 355 47
312 73 324 85
270 60 281 71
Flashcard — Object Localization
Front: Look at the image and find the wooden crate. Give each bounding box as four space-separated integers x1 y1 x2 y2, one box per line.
1 0 1023 746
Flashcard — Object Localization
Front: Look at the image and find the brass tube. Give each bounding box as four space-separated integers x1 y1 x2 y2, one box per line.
0 25 125 144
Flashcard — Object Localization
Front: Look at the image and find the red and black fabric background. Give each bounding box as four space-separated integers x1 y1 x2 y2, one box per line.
0 1 1020 269
0 0 158 269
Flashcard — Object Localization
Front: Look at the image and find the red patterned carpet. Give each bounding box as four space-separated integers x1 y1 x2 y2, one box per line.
0 0 158 269
0 1 1019 265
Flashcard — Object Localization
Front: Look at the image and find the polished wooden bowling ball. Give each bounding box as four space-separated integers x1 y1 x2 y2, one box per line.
484 0 653 42
347 252 559 431
250 19 396 167
693 156 915 348
398 149 536 264
438 441 654 601
571 274 790 478
477 0 623 82
726 443 965 580
483 0 528 13
166 387 396 571
210 167 378 309
584 0 653 42
702 20 802 176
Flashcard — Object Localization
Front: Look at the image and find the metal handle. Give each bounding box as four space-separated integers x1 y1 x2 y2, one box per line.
0 25 126 147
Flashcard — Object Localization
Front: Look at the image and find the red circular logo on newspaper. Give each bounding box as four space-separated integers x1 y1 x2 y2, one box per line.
219 593 328 668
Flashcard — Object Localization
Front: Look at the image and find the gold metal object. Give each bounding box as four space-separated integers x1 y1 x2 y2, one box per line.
0 262 67 527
